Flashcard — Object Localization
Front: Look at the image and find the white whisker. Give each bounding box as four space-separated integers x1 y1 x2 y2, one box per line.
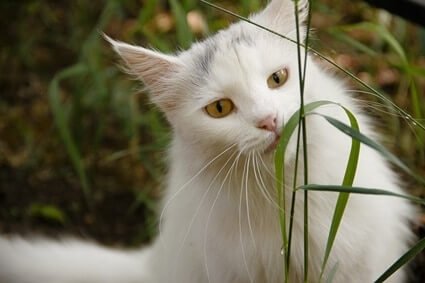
245 152 257 251
253 153 279 208
159 143 237 247
258 153 282 186
176 148 239 279
204 148 243 282
239 153 253 283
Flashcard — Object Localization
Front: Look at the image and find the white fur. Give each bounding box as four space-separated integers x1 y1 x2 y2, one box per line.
0 237 152 283
0 0 414 282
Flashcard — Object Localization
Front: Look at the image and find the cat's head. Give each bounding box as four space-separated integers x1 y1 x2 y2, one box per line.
108 0 309 155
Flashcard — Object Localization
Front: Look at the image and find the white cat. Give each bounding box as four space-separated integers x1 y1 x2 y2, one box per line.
0 0 415 282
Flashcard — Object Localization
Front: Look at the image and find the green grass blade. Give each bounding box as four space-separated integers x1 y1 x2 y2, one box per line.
325 263 339 283
275 101 337 196
28 203 67 225
334 21 424 161
375 237 425 283
409 78 425 163
48 64 91 200
335 21 424 158
276 101 335 155
169 0 193 48
274 138 287 271
406 65 425 77
138 0 159 25
319 108 360 280
328 27 377 57
240 0 261 14
141 26 172 52
300 183 425 281
339 22 408 65
274 100 338 278
315 114 425 184
293 1 312 281
297 185 425 205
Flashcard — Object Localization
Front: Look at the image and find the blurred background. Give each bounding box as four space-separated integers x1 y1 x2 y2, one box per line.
0 0 424 280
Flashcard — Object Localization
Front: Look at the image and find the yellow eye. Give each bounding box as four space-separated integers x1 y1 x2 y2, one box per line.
267 68 289 89
205 99 235 118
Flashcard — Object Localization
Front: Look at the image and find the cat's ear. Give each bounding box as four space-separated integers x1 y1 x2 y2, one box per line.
105 35 182 111
251 0 309 37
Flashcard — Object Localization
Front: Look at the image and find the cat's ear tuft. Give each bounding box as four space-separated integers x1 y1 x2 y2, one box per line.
251 0 309 36
104 34 181 92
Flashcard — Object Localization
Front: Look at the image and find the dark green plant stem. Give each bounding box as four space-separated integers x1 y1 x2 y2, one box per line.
293 1 313 281
298 185 425 205
48 64 91 203
375 237 425 283
285 124 301 283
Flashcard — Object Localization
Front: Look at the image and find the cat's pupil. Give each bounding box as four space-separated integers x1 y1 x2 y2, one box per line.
216 101 223 113
272 73 280 84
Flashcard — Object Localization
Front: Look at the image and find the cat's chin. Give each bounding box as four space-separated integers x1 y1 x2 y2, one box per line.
242 133 281 155
264 134 281 154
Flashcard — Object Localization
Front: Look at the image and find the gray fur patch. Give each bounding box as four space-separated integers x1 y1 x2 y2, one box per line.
193 25 253 76
188 24 255 87
230 28 254 46
195 39 217 75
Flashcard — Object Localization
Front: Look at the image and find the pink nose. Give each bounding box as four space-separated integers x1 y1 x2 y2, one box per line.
257 115 277 132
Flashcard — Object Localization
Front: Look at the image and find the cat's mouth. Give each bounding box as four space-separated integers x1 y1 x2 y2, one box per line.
265 133 281 153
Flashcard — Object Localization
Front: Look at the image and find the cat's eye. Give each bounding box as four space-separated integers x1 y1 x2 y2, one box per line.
205 99 235 118
267 68 289 89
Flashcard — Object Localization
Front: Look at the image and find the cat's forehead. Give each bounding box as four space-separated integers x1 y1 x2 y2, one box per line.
184 23 256 75
174 22 297 109
203 28 291 75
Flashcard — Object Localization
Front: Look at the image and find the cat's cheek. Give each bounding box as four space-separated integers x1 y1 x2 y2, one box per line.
171 115 224 147
275 100 300 127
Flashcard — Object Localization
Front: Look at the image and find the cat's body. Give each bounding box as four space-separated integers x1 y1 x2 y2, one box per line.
0 0 414 282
